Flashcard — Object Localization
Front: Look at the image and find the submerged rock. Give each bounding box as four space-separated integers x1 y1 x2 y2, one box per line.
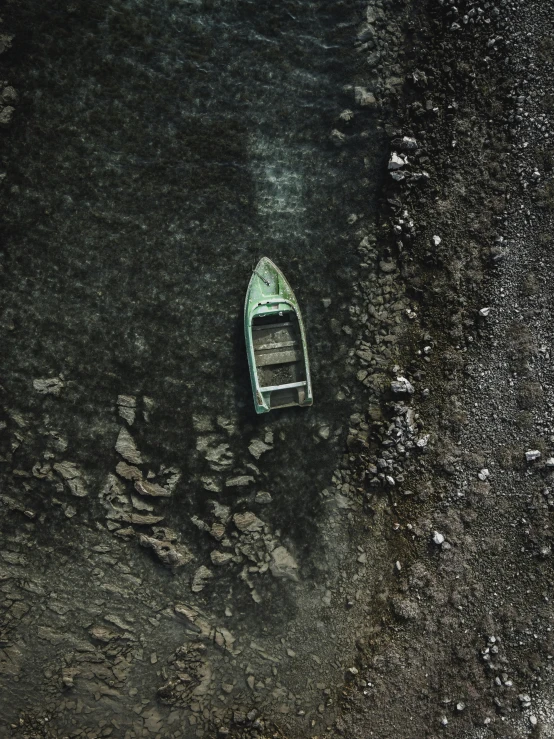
142 396 155 422
117 394 136 425
116 461 142 481
210 550 233 566
0 106 15 127
191 565 214 593
197 435 234 471
201 476 221 492
131 494 153 512
33 376 64 396
255 491 273 505
210 500 231 522
354 86 377 106
112 511 165 525
53 461 87 497
193 415 214 433
269 546 299 581
115 427 143 465
210 522 226 541
248 438 273 460
318 425 331 440
233 512 264 533
139 533 194 568
134 479 171 497
226 475 255 488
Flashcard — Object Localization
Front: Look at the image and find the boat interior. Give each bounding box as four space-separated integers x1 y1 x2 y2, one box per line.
251 310 308 409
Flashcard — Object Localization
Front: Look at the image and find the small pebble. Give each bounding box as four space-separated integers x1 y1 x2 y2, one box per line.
433 531 445 545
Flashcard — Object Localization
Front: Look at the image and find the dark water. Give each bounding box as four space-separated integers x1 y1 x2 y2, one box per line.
4 0 369 405
0 0 386 732
2 0 382 528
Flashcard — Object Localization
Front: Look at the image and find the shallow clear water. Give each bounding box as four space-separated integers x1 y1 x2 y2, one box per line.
0 0 386 732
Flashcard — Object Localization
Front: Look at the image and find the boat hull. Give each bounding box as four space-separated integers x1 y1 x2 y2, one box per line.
244 258 313 414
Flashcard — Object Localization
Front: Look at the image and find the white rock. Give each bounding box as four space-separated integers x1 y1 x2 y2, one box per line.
478 468 490 481
388 153 405 170
433 531 445 545
397 136 417 150
525 450 541 462
432 235 441 246
391 377 415 394
479 307 491 316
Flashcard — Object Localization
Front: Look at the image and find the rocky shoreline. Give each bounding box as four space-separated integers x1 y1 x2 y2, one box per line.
335 0 554 737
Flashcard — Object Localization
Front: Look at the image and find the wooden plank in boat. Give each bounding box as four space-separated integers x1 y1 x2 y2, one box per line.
252 321 294 331
254 348 303 367
255 339 298 351
253 326 296 346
